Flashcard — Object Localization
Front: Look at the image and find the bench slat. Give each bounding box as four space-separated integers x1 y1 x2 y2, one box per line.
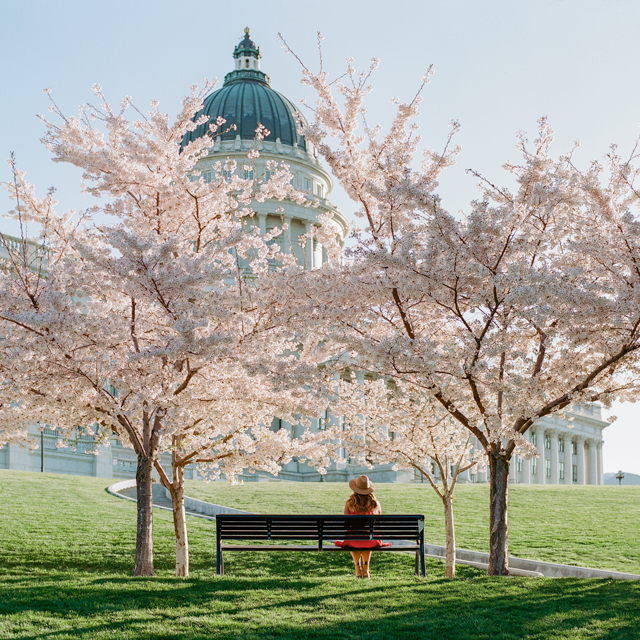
221 544 421 552
215 514 426 578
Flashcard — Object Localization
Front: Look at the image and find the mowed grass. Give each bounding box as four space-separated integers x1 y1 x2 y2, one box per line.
0 471 638 640
185 480 640 574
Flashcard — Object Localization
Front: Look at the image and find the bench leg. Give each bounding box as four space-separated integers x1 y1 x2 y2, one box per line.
415 551 419 576
420 541 426 577
216 543 224 576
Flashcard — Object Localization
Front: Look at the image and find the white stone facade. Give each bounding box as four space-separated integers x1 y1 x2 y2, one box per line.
195 129 348 273
453 404 608 485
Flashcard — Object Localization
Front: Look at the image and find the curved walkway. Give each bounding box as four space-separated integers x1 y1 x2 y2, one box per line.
107 480 640 580
107 479 247 520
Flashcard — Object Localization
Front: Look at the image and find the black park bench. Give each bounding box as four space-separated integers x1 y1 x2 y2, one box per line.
215 514 426 576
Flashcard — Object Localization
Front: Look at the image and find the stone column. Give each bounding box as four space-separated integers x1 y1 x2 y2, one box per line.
317 242 324 267
536 425 546 484
521 454 531 484
549 429 559 484
257 212 267 236
509 455 517 484
587 439 597 485
282 215 293 254
597 440 604 485
563 436 573 485
477 436 487 482
576 436 585 485
304 221 314 270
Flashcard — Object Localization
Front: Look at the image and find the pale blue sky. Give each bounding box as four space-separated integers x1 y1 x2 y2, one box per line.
1 0 639 473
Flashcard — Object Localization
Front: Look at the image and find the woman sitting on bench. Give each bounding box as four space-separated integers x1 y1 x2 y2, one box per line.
339 475 390 578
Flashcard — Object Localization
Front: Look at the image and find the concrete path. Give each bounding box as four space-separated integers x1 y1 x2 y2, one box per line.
108 479 247 521
107 479 640 580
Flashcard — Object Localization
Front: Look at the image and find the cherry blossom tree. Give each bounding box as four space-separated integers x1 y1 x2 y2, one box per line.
150 371 320 577
264 46 640 575
329 376 485 579
0 86 317 577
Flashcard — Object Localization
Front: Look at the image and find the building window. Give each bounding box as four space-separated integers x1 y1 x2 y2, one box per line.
532 460 537 476
517 458 522 473
470 474 476 483
544 435 551 450
316 183 324 198
559 439 564 453
431 461 437 476
572 464 578 483
546 459 551 478
318 410 328 431
572 441 577 455
303 177 311 191
243 169 254 181
531 433 537 447
559 462 564 480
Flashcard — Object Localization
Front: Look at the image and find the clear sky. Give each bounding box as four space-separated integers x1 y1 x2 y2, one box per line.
1 0 638 473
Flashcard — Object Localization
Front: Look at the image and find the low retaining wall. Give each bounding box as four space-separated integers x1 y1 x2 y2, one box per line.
106 479 247 518
163 487 248 517
435 545 640 580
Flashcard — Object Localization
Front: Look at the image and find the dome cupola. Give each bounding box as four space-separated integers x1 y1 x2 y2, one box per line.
182 29 306 150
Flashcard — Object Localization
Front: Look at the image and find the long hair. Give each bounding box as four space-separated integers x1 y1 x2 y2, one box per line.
347 492 381 515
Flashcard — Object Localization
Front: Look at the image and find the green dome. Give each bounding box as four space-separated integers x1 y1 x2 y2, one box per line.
182 31 306 151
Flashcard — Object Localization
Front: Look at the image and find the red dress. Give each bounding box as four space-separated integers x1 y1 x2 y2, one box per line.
334 510 392 549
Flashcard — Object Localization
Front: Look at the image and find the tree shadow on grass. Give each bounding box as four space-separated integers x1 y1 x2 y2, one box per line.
1 570 639 640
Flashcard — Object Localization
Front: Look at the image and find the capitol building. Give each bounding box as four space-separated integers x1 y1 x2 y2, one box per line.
0 31 608 486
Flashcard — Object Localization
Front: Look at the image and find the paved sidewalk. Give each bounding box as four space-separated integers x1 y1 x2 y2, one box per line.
109 479 246 521
118 484 204 515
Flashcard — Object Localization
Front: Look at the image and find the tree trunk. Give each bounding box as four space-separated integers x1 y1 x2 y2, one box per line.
488 452 510 576
172 466 189 577
134 454 155 577
442 493 456 580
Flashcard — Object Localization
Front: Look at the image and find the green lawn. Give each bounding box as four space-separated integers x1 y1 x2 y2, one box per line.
0 470 639 640
185 480 640 574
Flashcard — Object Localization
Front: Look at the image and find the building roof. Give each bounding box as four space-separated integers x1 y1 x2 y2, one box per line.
182 30 307 151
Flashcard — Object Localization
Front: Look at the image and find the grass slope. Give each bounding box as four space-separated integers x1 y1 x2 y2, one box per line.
185 480 640 574
0 470 638 640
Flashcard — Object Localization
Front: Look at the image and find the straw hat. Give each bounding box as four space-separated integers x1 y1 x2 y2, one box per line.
349 475 375 495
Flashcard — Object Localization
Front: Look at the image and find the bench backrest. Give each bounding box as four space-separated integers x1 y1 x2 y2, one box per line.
216 514 424 542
